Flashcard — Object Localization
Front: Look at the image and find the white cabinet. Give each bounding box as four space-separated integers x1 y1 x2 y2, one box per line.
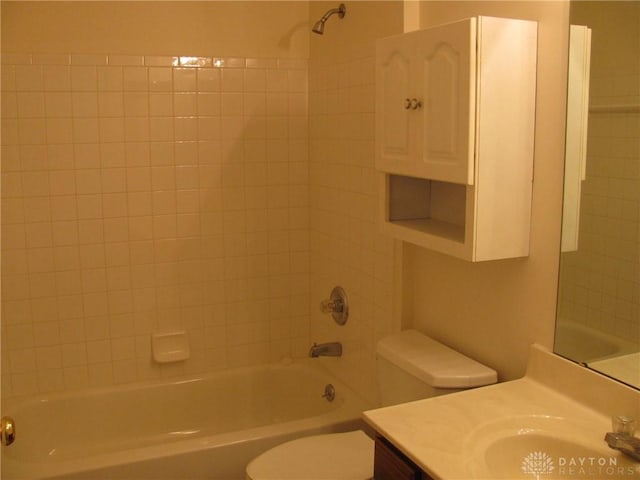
375 16 537 262
562 24 591 253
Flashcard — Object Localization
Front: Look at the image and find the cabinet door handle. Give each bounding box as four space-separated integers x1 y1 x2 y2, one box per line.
404 98 422 110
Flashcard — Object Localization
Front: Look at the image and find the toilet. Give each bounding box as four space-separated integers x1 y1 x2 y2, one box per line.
246 329 497 480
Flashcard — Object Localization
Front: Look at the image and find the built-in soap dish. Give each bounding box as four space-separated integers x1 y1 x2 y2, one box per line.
152 331 190 363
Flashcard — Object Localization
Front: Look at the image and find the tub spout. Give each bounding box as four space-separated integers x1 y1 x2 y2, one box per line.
309 342 342 358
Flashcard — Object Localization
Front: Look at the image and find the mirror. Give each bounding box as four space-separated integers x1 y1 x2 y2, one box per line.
555 1 639 389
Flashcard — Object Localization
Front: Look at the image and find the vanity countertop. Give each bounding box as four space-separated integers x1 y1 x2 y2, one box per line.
362 344 640 479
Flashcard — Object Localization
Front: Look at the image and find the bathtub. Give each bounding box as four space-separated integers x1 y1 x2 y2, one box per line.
2 359 371 480
554 319 639 364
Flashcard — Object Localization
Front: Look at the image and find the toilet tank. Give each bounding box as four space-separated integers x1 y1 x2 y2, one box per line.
376 330 497 406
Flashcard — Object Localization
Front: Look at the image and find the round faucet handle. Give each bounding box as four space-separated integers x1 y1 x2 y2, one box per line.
319 286 349 325
320 299 335 314
613 416 636 436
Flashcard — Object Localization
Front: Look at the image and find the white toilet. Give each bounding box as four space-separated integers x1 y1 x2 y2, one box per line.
246 330 497 480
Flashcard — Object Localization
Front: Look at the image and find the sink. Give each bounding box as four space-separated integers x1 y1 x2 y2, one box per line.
464 415 639 479
485 434 620 479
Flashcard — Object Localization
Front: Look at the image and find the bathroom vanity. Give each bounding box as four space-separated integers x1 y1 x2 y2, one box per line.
364 345 640 479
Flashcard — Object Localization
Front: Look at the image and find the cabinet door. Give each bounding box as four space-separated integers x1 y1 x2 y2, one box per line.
413 19 476 185
374 436 428 480
376 34 414 175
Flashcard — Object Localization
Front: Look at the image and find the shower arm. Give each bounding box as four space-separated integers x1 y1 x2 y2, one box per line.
312 3 346 34
320 4 345 23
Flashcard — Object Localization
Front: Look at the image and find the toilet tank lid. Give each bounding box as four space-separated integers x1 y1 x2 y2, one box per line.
376 330 497 388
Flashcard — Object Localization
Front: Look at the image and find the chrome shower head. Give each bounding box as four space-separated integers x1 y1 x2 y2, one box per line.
312 19 326 35
312 3 346 35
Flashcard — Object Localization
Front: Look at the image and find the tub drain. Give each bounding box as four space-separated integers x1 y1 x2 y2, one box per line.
322 383 335 402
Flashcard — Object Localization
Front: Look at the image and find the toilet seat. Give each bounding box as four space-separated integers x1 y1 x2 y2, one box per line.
246 430 374 480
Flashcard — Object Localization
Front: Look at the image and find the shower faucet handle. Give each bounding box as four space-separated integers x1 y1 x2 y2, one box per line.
320 297 345 314
320 286 349 325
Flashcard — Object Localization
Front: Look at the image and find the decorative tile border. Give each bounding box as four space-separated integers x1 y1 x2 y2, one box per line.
2 53 308 70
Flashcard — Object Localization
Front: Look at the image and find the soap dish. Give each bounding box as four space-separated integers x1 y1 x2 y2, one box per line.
152 331 190 363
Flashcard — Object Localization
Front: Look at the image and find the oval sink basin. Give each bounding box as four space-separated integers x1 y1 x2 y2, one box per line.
464 416 640 479
485 433 632 479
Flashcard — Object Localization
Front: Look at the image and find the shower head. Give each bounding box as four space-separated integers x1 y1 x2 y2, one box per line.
312 3 346 35
311 19 326 35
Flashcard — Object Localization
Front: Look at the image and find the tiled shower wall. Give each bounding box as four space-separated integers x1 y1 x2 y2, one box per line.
558 110 640 341
308 45 396 403
1 52 310 398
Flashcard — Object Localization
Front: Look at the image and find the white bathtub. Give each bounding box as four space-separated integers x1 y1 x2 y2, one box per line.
2 360 371 480
554 320 639 363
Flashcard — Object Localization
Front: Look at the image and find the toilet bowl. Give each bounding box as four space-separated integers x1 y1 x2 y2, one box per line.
246 330 497 480
246 430 374 480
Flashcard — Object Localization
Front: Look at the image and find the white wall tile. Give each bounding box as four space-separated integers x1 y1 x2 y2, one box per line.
15 65 44 91
173 68 197 92
221 69 244 92
197 68 220 92
71 66 98 91
2 51 311 398
97 66 124 92
123 67 148 91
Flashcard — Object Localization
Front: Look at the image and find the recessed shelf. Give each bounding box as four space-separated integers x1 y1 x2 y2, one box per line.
388 219 465 244
386 174 466 244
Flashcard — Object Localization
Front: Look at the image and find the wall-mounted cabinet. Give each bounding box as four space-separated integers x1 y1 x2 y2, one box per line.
376 16 538 262
561 24 591 253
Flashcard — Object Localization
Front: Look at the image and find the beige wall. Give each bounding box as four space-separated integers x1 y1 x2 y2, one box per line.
402 1 570 381
1 1 309 58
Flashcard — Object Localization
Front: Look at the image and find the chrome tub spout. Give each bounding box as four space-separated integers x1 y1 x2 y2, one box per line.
309 342 342 358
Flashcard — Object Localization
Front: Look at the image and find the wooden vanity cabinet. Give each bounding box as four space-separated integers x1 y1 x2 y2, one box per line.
375 16 538 261
374 436 435 480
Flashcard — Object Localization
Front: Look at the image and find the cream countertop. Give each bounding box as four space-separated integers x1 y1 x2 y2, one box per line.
363 345 640 479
